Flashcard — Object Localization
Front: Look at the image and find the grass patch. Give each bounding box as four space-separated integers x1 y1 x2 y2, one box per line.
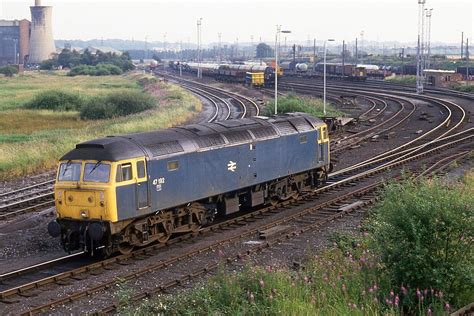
0 77 201 179
121 176 473 315
453 85 474 93
264 93 343 117
0 72 141 111
385 75 417 85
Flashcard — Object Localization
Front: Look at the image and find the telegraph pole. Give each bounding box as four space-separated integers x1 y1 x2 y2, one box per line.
197 18 202 79
218 32 222 64
313 38 316 73
355 38 358 65
425 8 433 69
416 0 426 94
461 32 464 59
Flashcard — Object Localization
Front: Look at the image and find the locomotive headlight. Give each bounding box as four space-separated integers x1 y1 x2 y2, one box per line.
57 190 63 204
80 210 89 218
99 191 105 207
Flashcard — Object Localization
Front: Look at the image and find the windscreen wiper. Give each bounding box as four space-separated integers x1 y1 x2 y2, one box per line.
89 161 103 174
62 160 72 176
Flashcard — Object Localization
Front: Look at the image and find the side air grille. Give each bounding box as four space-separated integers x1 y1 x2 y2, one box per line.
274 121 298 135
249 126 277 139
222 130 253 144
194 134 226 148
148 141 184 157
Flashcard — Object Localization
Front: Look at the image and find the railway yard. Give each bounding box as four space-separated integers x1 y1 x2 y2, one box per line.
0 67 472 314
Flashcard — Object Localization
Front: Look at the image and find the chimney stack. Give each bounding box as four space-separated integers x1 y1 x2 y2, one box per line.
28 0 55 63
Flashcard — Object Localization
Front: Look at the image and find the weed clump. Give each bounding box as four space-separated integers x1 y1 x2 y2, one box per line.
24 90 84 111
67 64 123 77
80 91 156 120
264 93 342 117
0 65 19 77
369 178 474 307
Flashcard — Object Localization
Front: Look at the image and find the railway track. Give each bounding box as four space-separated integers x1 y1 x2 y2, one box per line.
3 122 471 314
1 75 470 313
0 180 55 220
159 72 260 118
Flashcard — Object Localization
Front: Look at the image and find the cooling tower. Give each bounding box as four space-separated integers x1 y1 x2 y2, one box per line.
28 0 55 63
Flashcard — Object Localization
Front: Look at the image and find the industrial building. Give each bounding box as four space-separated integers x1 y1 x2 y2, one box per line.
0 19 30 65
0 0 56 66
424 69 463 88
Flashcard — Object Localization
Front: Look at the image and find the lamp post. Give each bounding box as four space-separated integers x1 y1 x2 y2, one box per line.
197 18 203 79
323 38 335 116
274 25 291 115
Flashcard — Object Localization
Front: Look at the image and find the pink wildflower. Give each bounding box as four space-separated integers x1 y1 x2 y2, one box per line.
390 290 395 297
342 284 346 291
369 287 374 293
373 297 378 303
259 279 265 287
401 285 408 295
362 290 366 296
385 298 393 306
416 288 422 297
439 291 443 298
427 308 432 315
395 295 400 307
445 302 450 311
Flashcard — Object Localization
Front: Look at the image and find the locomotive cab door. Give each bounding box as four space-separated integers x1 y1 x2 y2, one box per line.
136 160 149 209
317 126 329 163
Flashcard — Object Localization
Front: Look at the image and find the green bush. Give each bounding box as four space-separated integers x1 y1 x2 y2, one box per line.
0 65 19 77
67 63 123 77
24 90 84 111
385 75 417 85
369 178 474 307
80 91 156 120
137 76 158 87
453 85 474 93
264 93 342 117
39 59 58 70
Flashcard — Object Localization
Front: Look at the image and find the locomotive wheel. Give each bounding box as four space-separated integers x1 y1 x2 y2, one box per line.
118 243 134 255
270 197 280 206
157 233 170 243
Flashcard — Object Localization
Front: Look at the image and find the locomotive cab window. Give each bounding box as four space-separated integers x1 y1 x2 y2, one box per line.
299 135 307 143
58 162 81 182
116 163 133 182
137 161 146 179
84 162 110 183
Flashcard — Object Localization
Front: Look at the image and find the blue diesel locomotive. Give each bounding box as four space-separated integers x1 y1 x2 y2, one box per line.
48 113 331 256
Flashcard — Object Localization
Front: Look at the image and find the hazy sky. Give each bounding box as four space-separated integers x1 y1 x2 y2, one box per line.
1 0 472 45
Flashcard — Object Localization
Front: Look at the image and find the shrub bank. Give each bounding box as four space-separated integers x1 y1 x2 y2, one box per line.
121 175 473 315
0 81 201 179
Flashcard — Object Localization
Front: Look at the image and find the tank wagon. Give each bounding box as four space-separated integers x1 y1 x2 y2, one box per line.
48 113 331 256
280 61 309 75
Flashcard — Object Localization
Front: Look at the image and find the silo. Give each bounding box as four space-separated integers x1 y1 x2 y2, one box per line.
28 0 55 63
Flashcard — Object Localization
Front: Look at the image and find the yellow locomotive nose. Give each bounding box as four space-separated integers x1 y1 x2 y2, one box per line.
53 160 115 222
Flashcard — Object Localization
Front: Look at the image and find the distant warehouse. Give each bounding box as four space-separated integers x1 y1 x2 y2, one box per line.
0 19 31 65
